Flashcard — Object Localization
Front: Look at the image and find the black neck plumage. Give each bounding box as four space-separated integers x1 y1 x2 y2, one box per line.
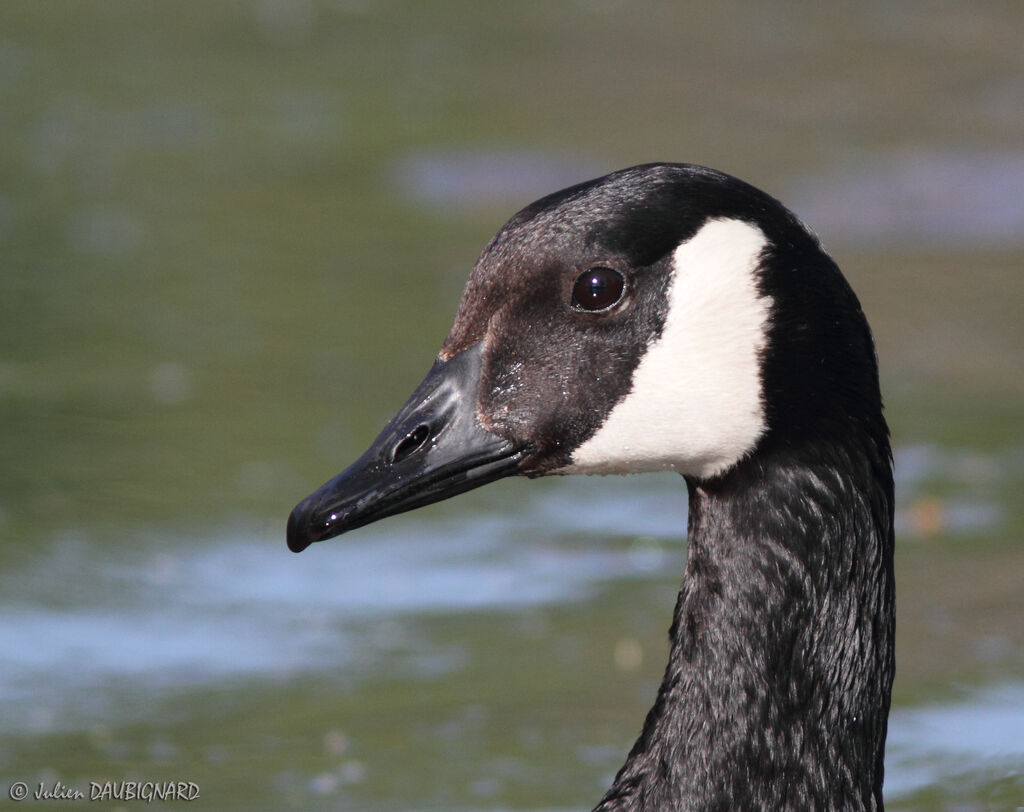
594 432 895 812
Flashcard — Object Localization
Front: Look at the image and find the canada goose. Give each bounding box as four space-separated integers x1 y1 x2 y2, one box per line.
287 163 895 811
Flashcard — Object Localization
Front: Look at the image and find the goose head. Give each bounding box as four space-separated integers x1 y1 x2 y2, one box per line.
287 163 883 552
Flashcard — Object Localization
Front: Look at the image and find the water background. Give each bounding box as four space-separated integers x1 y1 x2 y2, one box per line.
1 3 1022 809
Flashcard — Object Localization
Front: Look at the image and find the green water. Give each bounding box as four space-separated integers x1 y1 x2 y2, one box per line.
2 2 1023 810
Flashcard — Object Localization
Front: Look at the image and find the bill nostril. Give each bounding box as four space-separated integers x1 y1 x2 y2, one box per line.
392 424 430 463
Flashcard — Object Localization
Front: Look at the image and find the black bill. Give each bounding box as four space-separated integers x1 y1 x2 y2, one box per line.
287 341 527 552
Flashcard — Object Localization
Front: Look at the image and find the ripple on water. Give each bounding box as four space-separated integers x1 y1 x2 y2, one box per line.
3 459 1020 804
885 683 1024 799
784 149 1024 249
0 476 684 733
894 444 1014 538
390 147 603 210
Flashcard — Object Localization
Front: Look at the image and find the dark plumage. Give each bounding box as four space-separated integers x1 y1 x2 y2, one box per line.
287 163 895 810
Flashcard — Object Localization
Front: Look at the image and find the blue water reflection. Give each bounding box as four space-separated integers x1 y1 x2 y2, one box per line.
2 459 1020 801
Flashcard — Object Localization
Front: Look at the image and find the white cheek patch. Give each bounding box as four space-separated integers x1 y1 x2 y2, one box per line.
565 218 772 479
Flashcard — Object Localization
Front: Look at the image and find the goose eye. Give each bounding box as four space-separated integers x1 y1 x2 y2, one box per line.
572 267 625 312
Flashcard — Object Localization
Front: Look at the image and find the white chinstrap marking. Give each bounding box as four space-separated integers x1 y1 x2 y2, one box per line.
565 218 772 479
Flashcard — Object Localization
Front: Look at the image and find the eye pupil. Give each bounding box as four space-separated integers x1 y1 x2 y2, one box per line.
572 267 625 312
